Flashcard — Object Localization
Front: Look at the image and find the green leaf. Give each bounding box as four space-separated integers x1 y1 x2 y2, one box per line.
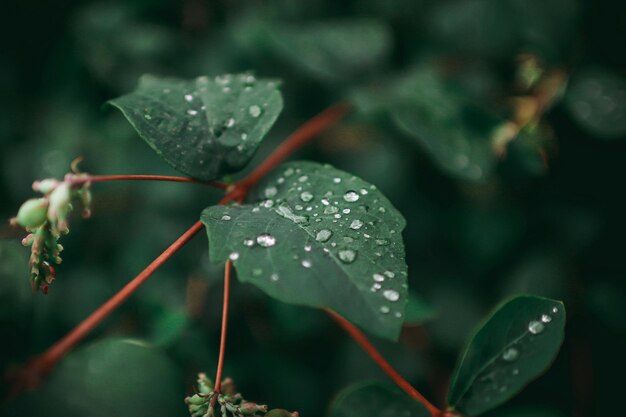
109 73 283 180
564 67 626 139
40 338 185 417
201 161 408 341
447 295 566 416
265 19 392 81
328 381 430 417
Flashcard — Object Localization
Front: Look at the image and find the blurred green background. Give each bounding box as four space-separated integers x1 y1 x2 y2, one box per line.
1 1 624 416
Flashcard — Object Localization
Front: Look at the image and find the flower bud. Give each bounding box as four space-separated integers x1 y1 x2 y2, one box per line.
16 198 49 228
239 402 268 415
32 178 60 194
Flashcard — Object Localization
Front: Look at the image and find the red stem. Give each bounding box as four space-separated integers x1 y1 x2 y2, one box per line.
209 260 232 409
326 309 443 417
84 174 228 190
238 101 351 191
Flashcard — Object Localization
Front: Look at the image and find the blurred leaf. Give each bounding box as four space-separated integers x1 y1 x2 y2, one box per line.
109 73 283 180
328 381 429 417
39 338 185 417
265 19 392 81
404 292 436 325
202 161 408 341
354 65 502 181
564 67 626 139
448 295 566 415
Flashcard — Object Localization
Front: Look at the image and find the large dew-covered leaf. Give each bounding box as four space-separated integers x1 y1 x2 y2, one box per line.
201 161 408 341
328 381 430 417
447 295 566 416
109 73 283 180
265 19 392 81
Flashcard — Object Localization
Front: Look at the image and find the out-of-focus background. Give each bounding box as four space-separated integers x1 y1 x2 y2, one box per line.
0 1 624 416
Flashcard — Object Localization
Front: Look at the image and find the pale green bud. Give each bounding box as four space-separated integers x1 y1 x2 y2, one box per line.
16 198 49 228
32 179 60 194
48 182 72 230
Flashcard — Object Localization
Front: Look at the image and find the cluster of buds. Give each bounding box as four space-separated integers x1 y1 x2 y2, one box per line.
185 374 298 417
10 166 92 294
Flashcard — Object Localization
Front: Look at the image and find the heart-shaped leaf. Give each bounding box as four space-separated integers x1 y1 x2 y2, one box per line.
328 381 430 417
109 73 283 180
447 295 566 416
201 161 408 341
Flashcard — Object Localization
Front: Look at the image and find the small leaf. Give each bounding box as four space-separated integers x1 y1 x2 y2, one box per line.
564 67 626 139
109 73 283 180
202 161 408 341
328 381 430 417
447 295 566 416
265 19 392 81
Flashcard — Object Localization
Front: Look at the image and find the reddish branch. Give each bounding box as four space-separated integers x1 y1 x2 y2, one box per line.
9 102 351 395
325 309 444 417
77 174 228 190
209 260 232 409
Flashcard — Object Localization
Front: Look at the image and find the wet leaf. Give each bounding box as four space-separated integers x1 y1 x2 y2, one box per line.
328 381 429 417
201 161 408 341
109 73 283 180
447 295 566 415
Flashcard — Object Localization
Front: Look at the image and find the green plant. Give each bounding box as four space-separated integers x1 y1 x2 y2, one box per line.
6 70 567 417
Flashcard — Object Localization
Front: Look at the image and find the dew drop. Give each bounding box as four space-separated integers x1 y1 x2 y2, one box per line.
383 289 400 302
221 215 232 221
316 229 333 242
243 239 255 247
252 268 263 277
502 347 519 362
184 94 194 102
229 252 240 261
301 259 312 268
275 204 308 224
380 306 390 314
350 219 364 230
270 273 279 282
300 191 313 202
324 205 338 214
541 314 552 323
256 234 276 247
144 114 152 120
187 109 198 116
333 177 342 184
376 239 389 246
384 271 395 278
226 117 235 127
304 244 312 252
338 250 356 263
359 188 369 195
373 273 385 282
552 307 559 314
249 105 261 117
264 186 278 198
528 320 545 334
343 191 360 202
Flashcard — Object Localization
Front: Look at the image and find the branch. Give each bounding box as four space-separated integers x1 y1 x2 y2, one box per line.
76 174 228 190
325 308 444 417
209 260 232 409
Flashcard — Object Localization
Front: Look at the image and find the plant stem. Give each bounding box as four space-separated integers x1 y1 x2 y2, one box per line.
78 174 228 190
210 260 232 409
237 102 351 191
325 308 443 417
